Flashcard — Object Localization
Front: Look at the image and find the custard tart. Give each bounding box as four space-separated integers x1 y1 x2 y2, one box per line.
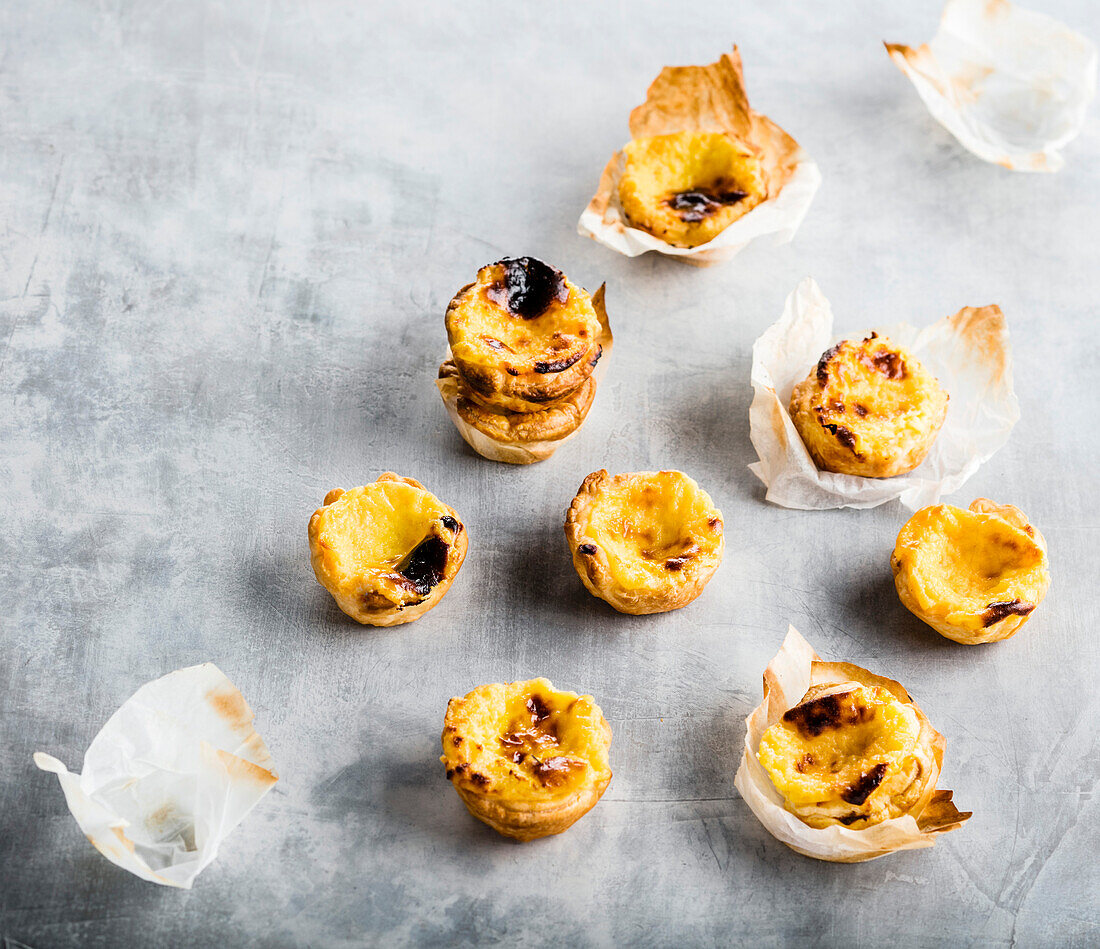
308 474 467 626
445 257 603 404
789 333 949 478
619 131 767 247
579 48 817 264
564 469 724 614
438 283 611 465
437 361 597 465
441 678 612 841
735 626 969 862
892 498 1050 645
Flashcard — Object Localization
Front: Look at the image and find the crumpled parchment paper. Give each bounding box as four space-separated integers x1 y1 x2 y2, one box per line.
734 626 969 862
886 0 1097 172
748 277 1018 510
578 48 820 265
34 663 277 888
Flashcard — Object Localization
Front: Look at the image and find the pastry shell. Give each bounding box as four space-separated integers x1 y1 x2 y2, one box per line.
788 334 949 478
437 286 612 465
579 48 819 265
734 626 970 862
441 678 612 841
891 498 1050 644
445 259 602 404
308 473 467 626
564 469 724 614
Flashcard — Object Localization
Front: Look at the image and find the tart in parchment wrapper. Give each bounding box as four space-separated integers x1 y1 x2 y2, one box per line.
734 627 969 862
749 277 1018 510
579 48 819 265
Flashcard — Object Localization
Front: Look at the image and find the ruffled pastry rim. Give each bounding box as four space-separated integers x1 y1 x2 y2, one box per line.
891 497 1051 645
437 286 612 465
563 468 725 615
578 47 819 265
734 626 970 862
307 473 468 627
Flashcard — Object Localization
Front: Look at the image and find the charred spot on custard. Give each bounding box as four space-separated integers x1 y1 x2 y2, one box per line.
838 812 862 826
396 535 449 597
527 694 553 724
982 599 1035 627
441 515 460 533
534 350 585 374
578 543 597 555
823 422 859 454
840 763 889 805
485 257 569 320
531 755 581 786
782 691 875 738
816 343 843 384
794 753 815 773
860 345 907 380
663 187 749 223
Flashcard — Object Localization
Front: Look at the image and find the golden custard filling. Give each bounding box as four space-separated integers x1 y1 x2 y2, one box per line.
618 131 767 247
310 480 462 612
758 684 923 827
893 502 1049 637
579 471 722 591
790 333 948 477
442 679 611 801
446 258 601 388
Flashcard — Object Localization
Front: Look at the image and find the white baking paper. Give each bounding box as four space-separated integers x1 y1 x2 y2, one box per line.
887 0 1097 172
748 277 1018 510
577 151 820 265
34 663 277 888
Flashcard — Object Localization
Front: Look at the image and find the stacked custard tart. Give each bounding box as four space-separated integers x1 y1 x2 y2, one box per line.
436 257 611 465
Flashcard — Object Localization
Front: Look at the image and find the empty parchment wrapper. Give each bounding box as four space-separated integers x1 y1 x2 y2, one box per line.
437 285 613 465
886 0 1097 172
578 48 820 265
748 277 1018 510
734 626 970 863
34 663 277 888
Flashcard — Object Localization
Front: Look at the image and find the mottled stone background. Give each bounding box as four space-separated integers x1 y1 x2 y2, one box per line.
1 1 1097 946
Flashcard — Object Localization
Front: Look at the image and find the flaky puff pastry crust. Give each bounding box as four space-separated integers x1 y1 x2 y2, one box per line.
308 474 467 627
437 286 611 465
789 333 949 478
441 678 612 841
892 498 1050 645
735 627 969 862
564 469 724 614
445 258 602 404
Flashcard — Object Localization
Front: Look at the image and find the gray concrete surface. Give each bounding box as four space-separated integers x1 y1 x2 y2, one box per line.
1 1 1098 946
